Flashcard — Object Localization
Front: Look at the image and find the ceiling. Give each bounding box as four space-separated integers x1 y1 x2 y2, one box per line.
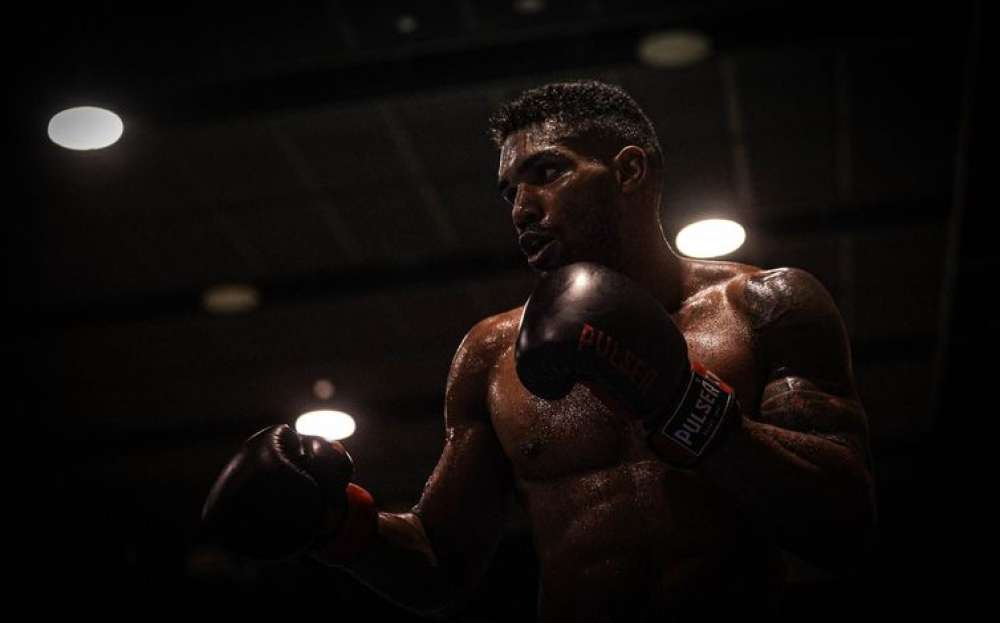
9 1 984 617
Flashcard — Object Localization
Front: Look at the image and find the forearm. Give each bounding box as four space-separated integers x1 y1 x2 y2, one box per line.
310 511 461 618
694 416 878 571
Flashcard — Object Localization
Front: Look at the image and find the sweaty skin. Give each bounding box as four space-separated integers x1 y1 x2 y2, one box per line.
478 263 786 620
313 124 876 622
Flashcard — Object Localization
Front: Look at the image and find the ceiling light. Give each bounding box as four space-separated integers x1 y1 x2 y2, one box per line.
47 106 124 150
295 409 357 441
313 379 336 400
513 0 546 15
396 14 419 34
202 284 260 315
637 30 712 68
675 219 746 258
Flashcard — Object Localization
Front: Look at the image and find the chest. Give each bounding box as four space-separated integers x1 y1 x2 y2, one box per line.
488 300 762 481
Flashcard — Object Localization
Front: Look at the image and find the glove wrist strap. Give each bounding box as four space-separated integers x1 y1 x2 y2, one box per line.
314 483 378 562
647 360 741 467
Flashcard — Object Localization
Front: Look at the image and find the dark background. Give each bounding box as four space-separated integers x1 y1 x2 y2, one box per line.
8 1 987 618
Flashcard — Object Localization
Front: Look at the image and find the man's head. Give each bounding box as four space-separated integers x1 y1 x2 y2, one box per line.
489 80 664 272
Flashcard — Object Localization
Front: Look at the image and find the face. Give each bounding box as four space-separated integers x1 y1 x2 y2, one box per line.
497 125 624 272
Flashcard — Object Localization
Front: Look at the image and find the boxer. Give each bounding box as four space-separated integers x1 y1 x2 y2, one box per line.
203 80 877 621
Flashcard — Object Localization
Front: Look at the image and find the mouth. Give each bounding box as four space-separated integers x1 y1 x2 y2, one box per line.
518 232 560 268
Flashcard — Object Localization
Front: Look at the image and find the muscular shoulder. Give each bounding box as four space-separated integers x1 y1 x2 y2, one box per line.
444 307 522 423
737 267 842 334
737 267 854 394
679 258 760 311
448 308 520 381
678 261 841 338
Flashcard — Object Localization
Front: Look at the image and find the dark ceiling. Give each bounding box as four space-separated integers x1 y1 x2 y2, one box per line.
8 1 986 618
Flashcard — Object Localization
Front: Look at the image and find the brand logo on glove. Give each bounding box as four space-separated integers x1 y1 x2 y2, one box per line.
660 361 735 458
577 323 659 395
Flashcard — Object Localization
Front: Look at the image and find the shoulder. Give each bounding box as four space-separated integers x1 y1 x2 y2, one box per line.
679 257 759 309
735 267 841 333
442 306 522 427
680 260 839 332
735 267 855 394
446 306 522 395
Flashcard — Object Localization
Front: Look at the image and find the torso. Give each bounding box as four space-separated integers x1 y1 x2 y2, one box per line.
484 260 786 621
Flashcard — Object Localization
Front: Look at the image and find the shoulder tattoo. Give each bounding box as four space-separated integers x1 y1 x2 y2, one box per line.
744 268 806 332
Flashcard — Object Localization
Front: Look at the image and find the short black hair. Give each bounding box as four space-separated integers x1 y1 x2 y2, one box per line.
487 79 663 171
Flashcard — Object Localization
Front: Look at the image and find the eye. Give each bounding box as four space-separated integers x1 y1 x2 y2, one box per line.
542 166 561 182
502 186 517 205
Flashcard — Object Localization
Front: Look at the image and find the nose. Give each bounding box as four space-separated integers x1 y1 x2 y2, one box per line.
511 183 542 230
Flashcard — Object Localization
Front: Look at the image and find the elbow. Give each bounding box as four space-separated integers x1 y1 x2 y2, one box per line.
810 474 880 574
780 469 879 574
835 500 879 573
406 552 491 619
847 465 880 562
413 597 473 622
371 570 469 621
407 580 481 621
812 520 878 576
787 523 874 576
829 453 880 559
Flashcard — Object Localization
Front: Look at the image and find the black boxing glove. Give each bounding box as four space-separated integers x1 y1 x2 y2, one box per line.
200 424 375 560
515 262 742 467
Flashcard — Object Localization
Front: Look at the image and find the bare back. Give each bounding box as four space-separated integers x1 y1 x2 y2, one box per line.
482 260 786 620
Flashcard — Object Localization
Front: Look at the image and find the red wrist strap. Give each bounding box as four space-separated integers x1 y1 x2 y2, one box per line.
323 483 378 561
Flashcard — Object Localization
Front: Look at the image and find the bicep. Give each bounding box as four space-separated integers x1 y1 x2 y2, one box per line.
413 420 515 551
748 268 873 465
411 320 515 586
758 376 870 465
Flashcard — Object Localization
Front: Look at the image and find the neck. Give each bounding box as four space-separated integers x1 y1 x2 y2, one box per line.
614 209 688 314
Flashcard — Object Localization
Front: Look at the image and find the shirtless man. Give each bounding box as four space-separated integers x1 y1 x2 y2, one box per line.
202 80 878 621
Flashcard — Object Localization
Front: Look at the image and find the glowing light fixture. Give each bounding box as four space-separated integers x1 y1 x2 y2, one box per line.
295 410 357 441
47 106 124 150
514 0 546 15
202 284 260 315
313 379 336 400
396 14 419 34
637 30 712 68
675 219 746 258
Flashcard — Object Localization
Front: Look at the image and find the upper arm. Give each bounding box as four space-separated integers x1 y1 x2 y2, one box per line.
745 268 873 469
411 315 516 590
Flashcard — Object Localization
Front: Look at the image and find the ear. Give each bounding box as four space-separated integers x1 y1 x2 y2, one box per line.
612 146 648 194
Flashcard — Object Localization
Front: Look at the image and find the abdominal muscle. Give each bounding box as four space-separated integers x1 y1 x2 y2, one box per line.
489 336 785 621
519 457 780 622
